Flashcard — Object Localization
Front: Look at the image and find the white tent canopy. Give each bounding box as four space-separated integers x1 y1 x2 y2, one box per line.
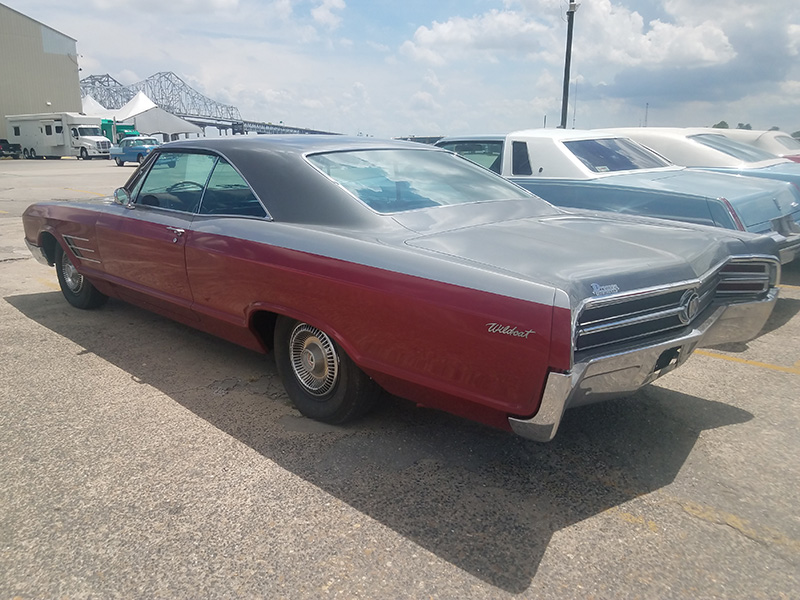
81 95 117 119
82 91 202 139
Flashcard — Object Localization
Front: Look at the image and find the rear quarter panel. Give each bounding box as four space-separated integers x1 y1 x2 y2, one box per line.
185 220 561 418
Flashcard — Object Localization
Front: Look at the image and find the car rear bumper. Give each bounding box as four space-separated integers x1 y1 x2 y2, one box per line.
776 234 800 264
508 288 778 442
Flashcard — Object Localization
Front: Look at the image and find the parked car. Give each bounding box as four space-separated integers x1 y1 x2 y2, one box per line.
697 129 800 163
110 136 160 166
22 136 781 442
606 127 800 188
0 138 22 159
436 129 800 263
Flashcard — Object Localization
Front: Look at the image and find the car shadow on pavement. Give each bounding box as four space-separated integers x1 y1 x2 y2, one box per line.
6 292 754 593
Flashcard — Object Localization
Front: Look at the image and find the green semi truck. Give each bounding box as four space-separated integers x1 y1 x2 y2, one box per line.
101 119 140 143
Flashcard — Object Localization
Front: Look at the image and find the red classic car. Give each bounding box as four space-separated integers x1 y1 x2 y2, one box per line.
22 136 781 441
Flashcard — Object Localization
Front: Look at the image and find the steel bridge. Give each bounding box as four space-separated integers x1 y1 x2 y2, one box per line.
79 72 337 135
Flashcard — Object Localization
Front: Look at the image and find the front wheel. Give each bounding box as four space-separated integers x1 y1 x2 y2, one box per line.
273 317 380 424
80 148 89 160
54 244 108 309
114 157 125 166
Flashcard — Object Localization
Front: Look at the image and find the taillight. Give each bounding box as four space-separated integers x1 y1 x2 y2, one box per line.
720 197 746 231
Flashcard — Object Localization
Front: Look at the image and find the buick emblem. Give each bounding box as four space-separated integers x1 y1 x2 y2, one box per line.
678 290 701 324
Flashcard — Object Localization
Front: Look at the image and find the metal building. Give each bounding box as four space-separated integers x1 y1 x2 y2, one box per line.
0 3 81 139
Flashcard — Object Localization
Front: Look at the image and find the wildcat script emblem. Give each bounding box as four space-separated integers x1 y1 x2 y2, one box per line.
486 323 536 339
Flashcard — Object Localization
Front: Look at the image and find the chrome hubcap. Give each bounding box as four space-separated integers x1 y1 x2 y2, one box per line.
289 323 339 396
61 254 84 293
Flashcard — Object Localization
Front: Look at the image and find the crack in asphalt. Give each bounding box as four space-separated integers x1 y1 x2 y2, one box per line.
679 500 800 566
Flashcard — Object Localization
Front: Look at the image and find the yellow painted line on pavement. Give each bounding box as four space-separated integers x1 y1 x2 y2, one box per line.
0 209 8 214
779 283 800 290
38 277 59 290
65 188 106 196
695 349 800 375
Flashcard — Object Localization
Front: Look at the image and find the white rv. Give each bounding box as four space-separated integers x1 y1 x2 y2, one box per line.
5 112 111 160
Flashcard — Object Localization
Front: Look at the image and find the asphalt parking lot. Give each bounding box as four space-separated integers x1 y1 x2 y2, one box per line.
1 157 798 599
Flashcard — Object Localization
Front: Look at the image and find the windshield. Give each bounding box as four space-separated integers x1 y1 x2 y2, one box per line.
435 141 504 172
689 134 778 161
307 148 533 214
77 126 102 137
775 135 800 151
562 137 671 172
131 138 158 146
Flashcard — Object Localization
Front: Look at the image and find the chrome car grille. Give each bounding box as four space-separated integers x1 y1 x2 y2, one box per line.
575 258 776 352
97 140 110 150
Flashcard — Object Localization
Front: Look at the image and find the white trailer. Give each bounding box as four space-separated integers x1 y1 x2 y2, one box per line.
4 112 111 160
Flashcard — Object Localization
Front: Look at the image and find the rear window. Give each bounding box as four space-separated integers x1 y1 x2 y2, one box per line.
307 148 533 214
562 138 671 172
690 134 777 161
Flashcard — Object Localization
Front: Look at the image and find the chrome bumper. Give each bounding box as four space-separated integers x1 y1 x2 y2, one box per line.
509 288 778 442
777 234 800 264
25 239 51 266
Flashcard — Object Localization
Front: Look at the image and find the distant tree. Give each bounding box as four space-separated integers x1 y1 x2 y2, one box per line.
712 121 729 128
769 126 780 131
737 123 752 130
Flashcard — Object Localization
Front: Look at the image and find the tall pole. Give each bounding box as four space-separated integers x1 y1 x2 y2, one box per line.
560 2 578 129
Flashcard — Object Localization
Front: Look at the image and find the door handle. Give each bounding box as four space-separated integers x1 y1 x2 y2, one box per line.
166 226 185 243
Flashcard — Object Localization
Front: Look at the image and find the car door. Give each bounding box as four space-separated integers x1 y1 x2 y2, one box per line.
97 151 217 322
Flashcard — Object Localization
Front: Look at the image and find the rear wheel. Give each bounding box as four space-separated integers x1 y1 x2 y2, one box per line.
30 148 37 159
54 244 108 309
273 316 380 424
23 148 29 159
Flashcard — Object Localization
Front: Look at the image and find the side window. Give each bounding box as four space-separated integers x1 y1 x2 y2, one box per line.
45 125 53 135
512 141 532 176
13 126 20 136
199 159 266 217
135 152 217 213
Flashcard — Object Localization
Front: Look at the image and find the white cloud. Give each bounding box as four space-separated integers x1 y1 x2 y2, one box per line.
789 24 800 56
311 0 346 29
400 9 550 66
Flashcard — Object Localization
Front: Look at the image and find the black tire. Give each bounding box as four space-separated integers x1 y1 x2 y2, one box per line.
273 316 380 424
115 157 125 166
54 244 108 309
30 148 37 159
137 154 144 164
80 148 88 160
23 148 29 159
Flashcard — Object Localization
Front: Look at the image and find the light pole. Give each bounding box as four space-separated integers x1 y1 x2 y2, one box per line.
559 1 579 129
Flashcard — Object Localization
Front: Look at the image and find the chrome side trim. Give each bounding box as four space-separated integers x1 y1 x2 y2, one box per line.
62 234 101 264
510 287 778 442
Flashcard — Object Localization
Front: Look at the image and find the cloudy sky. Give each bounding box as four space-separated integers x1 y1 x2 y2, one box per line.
6 0 800 137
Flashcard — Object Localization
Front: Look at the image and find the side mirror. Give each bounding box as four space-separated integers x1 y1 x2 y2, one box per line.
113 188 132 207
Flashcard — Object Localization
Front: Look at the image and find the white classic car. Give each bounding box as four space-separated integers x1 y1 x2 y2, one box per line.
698 129 800 163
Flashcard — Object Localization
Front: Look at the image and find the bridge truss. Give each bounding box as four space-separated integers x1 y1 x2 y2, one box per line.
80 72 336 135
